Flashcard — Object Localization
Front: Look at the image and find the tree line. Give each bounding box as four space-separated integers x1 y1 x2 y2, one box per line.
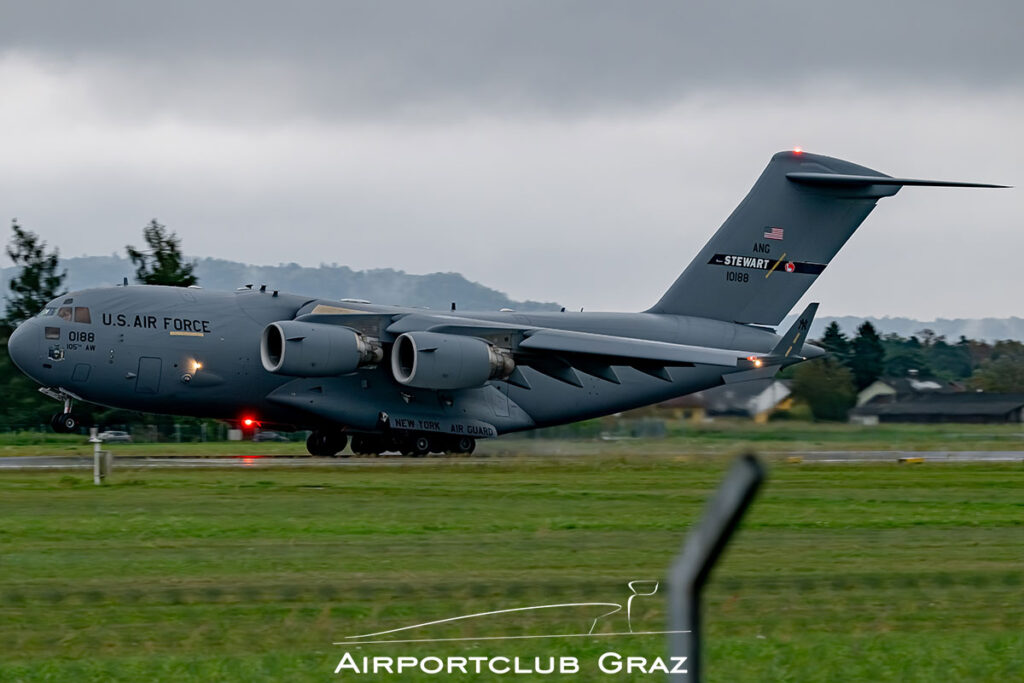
790 320 1024 420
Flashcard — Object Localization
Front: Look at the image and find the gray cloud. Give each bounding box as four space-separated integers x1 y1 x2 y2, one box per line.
0 2 1020 319
1 1 1021 122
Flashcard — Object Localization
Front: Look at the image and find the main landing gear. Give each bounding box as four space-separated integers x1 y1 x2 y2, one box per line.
350 432 476 457
306 430 349 457
304 429 476 457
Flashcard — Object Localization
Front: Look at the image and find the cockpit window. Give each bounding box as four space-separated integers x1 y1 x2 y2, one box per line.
74 307 91 324
57 307 73 321
62 298 73 305
38 307 56 317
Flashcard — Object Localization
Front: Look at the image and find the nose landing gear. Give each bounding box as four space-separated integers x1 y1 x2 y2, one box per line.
45 391 83 434
51 412 83 434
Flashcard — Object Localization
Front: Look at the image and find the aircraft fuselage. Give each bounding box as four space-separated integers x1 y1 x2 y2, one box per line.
8 284 785 437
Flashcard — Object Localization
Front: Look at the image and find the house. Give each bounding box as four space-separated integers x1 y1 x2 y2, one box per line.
849 392 1024 424
659 379 793 423
856 374 963 407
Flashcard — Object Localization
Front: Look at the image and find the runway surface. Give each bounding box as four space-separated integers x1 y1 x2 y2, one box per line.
0 455 485 470
0 450 1022 470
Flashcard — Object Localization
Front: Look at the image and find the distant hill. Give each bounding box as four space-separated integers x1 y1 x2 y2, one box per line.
5 255 1023 341
783 314 1024 344
2 255 561 313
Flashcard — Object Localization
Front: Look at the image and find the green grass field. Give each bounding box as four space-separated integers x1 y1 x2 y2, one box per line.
0 455 1021 681
4 420 1024 457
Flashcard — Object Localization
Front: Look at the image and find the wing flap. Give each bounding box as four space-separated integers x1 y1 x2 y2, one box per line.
519 328 748 368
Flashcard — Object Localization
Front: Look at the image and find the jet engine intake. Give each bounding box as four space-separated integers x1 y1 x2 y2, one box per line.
261 321 383 377
391 331 514 390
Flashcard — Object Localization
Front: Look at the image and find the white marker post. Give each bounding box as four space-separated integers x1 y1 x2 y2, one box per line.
89 428 112 485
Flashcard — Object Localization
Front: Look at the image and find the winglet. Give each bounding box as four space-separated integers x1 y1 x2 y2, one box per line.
771 302 818 358
735 302 819 371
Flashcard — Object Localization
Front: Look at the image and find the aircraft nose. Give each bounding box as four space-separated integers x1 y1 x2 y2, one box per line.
7 320 38 374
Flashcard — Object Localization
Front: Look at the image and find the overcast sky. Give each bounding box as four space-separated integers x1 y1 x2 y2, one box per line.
0 1 1020 319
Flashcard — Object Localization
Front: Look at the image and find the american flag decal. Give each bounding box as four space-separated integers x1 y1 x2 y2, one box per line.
764 226 784 240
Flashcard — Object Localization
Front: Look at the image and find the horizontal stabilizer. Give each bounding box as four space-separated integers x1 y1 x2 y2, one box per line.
786 172 1009 189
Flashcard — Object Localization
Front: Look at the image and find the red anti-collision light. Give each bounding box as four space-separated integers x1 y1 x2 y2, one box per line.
793 147 803 155
242 418 256 427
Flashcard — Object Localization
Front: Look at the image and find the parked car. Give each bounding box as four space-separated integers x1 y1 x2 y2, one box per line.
98 430 133 443
252 430 290 442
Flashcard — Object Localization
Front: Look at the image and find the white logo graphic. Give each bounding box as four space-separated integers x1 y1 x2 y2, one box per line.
337 580 686 645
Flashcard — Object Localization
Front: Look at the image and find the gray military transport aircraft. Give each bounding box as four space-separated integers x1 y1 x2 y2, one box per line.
7 151 1005 456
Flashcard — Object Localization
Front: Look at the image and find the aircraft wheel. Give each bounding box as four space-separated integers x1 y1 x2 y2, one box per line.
453 436 475 454
367 436 386 456
306 432 324 456
327 433 349 457
396 435 431 457
52 412 81 434
306 431 348 457
351 435 381 456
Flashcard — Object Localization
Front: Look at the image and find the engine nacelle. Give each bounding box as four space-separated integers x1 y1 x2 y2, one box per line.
391 331 514 390
261 321 382 377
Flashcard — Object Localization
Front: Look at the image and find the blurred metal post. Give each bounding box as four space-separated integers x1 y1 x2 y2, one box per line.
89 428 112 485
667 454 765 682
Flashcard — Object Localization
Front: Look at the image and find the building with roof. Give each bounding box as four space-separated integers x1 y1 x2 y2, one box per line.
659 378 792 423
856 374 963 407
850 392 1024 424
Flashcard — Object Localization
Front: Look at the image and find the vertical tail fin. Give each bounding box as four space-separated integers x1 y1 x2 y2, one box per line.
648 150 1005 326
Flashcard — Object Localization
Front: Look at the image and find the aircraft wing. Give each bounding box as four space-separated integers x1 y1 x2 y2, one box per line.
299 310 768 388
386 315 750 364
386 314 763 387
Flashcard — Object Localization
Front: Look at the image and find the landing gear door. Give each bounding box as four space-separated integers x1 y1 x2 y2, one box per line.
135 357 162 394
